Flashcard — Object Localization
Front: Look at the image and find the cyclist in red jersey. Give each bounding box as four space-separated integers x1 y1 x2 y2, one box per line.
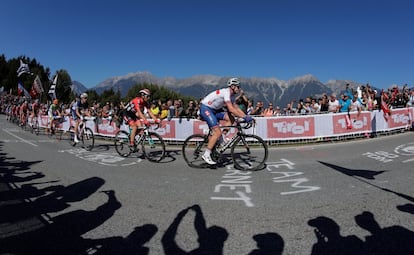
29 99 40 127
30 99 40 118
19 100 29 126
125 88 160 147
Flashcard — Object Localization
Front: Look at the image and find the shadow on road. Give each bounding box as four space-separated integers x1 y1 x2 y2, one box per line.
0 141 157 255
162 204 229 255
1 140 413 254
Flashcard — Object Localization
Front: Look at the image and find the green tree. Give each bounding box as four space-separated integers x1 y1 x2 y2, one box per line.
85 89 99 104
100 88 121 106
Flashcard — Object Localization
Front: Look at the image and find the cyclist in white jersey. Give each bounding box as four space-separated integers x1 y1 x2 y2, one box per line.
199 78 253 165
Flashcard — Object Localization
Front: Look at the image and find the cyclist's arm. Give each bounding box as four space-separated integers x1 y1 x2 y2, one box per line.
56 108 62 117
225 101 247 119
83 108 92 117
146 107 159 122
135 106 147 121
75 107 82 119
76 107 89 119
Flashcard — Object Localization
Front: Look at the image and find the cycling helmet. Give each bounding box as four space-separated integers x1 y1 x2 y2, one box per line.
139 88 151 97
227 77 240 87
80 93 88 98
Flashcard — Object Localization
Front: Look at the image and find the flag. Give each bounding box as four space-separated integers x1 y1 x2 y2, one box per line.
30 86 38 98
33 75 44 93
18 81 31 99
48 74 58 99
17 59 31 77
30 75 44 99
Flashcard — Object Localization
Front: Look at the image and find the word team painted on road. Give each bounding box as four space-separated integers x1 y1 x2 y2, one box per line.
266 159 320 195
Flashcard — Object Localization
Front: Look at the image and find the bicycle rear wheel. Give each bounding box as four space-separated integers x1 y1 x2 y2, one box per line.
81 127 95 151
231 134 268 171
182 134 209 168
114 130 132 157
141 132 166 162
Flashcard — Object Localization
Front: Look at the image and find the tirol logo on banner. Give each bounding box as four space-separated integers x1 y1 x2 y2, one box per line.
266 117 315 138
155 120 176 138
332 112 371 134
193 120 210 135
387 108 412 129
97 119 118 136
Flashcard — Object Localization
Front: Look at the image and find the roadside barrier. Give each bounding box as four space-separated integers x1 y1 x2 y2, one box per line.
38 108 413 144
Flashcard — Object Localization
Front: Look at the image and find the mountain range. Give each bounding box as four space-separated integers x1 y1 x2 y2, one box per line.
73 72 369 107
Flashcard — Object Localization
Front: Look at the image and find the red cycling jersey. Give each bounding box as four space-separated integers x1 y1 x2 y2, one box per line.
129 97 148 114
125 97 150 124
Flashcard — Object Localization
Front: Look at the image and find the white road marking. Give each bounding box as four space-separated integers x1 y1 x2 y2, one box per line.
2 129 38 147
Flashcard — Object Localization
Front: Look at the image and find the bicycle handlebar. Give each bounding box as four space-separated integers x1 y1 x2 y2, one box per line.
236 117 255 129
138 119 162 130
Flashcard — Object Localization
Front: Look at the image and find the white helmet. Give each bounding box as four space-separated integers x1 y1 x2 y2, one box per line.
227 77 240 87
80 92 88 98
139 88 151 96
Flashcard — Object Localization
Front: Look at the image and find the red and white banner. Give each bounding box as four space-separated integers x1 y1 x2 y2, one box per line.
35 108 414 141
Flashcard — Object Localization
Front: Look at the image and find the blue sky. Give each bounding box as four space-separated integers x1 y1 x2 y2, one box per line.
2 0 413 89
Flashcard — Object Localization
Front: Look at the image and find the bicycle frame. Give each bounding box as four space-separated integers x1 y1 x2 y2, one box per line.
207 121 254 153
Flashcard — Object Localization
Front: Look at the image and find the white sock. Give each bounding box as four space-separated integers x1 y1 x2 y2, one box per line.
204 149 211 156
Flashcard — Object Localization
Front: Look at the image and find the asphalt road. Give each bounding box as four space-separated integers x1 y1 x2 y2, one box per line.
1 114 413 255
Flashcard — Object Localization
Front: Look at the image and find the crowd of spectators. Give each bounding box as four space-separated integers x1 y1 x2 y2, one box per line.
1 84 413 124
245 84 414 117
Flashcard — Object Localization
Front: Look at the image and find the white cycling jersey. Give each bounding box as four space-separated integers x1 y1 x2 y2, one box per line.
200 88 235 110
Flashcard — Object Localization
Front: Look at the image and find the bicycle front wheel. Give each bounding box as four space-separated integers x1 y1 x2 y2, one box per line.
141 132 166 162
114 130 132 157
231 134 268 171
81 127 95 151
182 134 209 168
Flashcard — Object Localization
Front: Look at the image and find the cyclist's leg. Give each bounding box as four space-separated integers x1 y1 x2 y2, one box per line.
71 111 80 142
52 117 59 134
200 105 222 150
199 105 221 164
128 120 138 146
47 115 52 134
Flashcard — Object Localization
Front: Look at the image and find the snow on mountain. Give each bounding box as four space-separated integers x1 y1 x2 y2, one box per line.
74 72 369 107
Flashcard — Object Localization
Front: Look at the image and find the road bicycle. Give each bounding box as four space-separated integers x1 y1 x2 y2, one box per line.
29 115 40 135
114 122 166 162
182 119 268 171
63 117 95 151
